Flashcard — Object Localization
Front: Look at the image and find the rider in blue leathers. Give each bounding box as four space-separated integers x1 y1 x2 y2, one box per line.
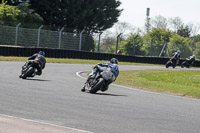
81 58 119 92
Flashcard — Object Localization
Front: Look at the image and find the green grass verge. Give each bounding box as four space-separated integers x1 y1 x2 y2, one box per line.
116 70 200 99
0 56 159 66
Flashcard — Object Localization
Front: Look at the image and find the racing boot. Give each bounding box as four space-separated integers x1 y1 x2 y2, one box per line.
81 86 86 92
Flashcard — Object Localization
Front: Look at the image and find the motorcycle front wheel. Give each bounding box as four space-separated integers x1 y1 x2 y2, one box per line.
89 78 105 94
21 67 35 79
165 61 171 68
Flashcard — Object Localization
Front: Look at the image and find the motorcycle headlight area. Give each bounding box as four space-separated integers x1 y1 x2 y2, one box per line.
101 71 113 80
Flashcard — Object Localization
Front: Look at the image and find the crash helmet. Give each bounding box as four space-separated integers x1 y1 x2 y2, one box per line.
39 51 45 56
192 55 195 58
110 58 118 64
177 50 181 55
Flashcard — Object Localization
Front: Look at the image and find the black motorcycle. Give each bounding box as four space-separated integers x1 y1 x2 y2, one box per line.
181 59 195 68
19 61 40 79
166 58 177 68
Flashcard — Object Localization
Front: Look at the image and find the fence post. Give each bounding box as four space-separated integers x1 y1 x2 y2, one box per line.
98 32 103 53
165 41 168 57
58 27 65 49
37 25 43 48
133 35 138 56
79 29 85 51
159 41 168 57
150 37 154 56
116 33 122 54
15 23 21 46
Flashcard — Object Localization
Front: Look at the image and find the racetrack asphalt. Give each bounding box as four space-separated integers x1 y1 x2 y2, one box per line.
0 61 200 133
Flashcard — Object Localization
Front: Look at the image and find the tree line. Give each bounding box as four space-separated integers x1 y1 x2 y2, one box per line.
0 0 122 33
1 0 200 58
99 16 200 59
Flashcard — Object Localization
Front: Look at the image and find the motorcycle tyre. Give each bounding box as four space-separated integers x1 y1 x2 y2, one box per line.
21 67 35 79
165 61 171 68
181 61 187 68
89 78 105 94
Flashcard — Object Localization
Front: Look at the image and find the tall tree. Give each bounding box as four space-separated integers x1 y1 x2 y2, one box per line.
0 0 24 25
187 23 200 36
121 34 144 56
169 17 183 33
0 0 26 5
17 0 43 28
142 28 173 56
177 25 191 37
151 15 168 29
168 34 192 58
29 0 122 33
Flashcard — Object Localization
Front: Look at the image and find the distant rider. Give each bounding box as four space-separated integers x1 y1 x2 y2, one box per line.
170 50 181 65
81 58 119 92
186 55 195 65
19 51 46 78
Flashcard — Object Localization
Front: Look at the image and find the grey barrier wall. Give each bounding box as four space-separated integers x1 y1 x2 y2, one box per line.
0 46 200 67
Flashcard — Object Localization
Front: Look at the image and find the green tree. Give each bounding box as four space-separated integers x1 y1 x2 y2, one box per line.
17 0 43 28
168 34 193 58
29 0 122 33
0 0 24 25
177 25 191 37
121 34 144 55
194 42 200 59
0 0 26 6
142 28 173 56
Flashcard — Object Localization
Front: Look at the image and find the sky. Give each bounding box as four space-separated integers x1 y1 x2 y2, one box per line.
118 0 200 28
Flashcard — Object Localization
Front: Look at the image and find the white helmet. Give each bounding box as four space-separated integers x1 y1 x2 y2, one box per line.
177 50 181 54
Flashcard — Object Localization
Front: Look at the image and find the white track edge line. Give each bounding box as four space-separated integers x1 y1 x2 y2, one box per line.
0 114 93 133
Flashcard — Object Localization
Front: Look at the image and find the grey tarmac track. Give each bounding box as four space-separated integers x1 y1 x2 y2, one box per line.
0 61 200 133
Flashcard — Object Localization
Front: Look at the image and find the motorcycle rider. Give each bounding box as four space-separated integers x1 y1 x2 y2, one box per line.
170 50 181 65
81 58 119 92
19 51 46 78
183 55 195 67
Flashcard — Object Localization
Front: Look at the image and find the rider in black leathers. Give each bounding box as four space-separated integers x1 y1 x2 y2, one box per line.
20 51 46 77
181 55 195 68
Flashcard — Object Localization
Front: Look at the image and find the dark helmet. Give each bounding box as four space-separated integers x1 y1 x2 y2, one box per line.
39 51 45 56
110 58 118 64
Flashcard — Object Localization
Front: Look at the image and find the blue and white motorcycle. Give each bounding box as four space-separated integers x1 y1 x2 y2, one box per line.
83 64 119 94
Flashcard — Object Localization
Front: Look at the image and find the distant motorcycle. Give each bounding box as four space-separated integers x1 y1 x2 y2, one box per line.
19 61 40 79
84 67 116 94
181 56 195 68
166 57 177 68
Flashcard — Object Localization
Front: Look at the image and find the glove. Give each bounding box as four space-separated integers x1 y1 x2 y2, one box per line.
93 65 97 69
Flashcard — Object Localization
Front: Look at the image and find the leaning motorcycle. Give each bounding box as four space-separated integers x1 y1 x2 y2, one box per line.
84 67 116 94
166 58 177 68
20 61 40 79
181 60 194 68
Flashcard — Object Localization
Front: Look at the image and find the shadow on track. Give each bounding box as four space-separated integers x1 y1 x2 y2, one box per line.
25 79 51 82
94 92 127 97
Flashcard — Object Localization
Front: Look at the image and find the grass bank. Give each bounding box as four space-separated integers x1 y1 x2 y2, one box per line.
116 70 200 99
